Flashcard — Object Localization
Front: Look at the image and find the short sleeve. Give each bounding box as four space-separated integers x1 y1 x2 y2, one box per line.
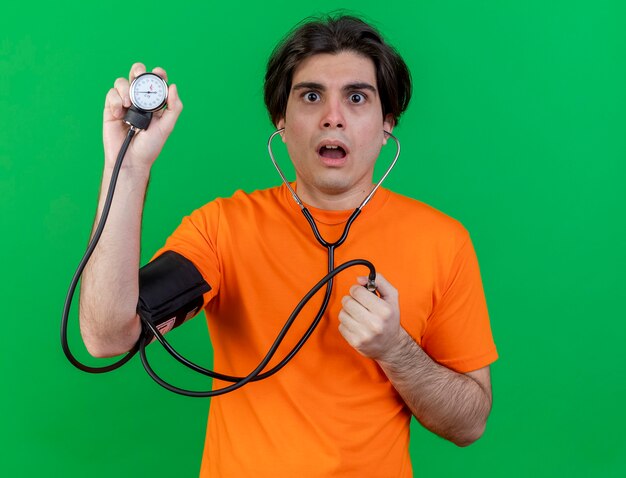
421 235 498 373
150 202 222 308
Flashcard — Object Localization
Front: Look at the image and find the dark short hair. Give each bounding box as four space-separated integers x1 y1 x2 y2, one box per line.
264 15 412 127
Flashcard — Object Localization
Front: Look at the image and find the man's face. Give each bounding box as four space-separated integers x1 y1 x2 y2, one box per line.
277 51 394 208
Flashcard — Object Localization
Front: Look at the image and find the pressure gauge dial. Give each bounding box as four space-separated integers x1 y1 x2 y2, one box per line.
129 72 168 112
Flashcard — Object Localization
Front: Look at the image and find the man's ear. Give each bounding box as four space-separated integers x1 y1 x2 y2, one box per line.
276 118 286 142
382 114 395 145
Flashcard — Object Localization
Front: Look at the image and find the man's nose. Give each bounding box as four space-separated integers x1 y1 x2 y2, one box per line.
320 98 345 129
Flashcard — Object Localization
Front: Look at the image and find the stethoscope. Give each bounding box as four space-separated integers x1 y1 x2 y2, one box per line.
61 71 401 396
137 128 401 397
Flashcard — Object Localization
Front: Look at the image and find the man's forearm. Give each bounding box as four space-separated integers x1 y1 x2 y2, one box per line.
79 165 150 357
377 328 492 447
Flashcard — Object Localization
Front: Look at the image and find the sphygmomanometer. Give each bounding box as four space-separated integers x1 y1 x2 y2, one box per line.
61 72 400 397
137 251 210 341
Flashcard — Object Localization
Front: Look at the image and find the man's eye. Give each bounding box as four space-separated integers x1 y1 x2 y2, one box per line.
304 92 320 102
349 93 366 104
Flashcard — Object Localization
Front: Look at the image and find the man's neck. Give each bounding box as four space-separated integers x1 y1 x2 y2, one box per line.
295 183 374 211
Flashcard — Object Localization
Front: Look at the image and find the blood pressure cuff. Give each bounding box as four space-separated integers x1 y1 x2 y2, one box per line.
137 251 211 340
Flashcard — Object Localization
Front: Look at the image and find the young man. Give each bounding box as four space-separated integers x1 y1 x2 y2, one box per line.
81 15 497 477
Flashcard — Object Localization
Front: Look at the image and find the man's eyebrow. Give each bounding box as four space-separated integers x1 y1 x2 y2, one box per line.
292 82 325 92
343 82 377 94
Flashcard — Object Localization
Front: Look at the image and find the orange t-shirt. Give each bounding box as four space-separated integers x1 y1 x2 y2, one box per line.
154 184 498 477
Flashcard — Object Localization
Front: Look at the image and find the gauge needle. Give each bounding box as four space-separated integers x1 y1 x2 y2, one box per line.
137 91 157 94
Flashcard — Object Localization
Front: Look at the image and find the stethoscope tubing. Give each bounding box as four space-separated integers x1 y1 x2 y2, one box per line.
140 128 401 396
140 257 376 396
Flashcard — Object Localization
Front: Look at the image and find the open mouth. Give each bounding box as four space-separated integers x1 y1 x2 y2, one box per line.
318 144 347 160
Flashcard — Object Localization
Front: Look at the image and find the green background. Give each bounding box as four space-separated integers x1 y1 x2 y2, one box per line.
2 0 625 476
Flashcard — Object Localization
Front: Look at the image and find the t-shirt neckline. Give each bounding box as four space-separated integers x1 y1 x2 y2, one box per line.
281 183 390 226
